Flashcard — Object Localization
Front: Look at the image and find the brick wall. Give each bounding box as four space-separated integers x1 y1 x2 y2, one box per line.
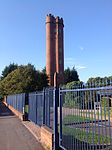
41 126 53 150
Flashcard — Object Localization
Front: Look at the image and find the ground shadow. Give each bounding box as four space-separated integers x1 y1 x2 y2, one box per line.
0 101 14 117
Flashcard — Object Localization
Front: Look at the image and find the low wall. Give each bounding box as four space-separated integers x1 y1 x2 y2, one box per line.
3 101 54 150
23 122 54 150
3 101 8 107
3 101 24 121
8 104 24 120
41 126 53 150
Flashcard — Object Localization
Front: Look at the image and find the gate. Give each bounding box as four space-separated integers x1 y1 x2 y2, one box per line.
59 84 112 150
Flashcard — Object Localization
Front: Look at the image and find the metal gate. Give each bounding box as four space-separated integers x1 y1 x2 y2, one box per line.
59 84 112 150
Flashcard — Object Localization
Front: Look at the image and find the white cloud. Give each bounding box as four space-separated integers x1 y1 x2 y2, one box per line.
79 46 86 51
65 57 87 70
76 65 87 70
65 57 76 65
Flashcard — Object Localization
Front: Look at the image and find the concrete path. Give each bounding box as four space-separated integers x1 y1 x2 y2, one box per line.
0 101 44 150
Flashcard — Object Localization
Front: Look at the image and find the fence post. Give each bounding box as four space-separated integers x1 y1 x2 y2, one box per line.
59 88 62 146
43 88 45 125
23 93 28 121
54 72 59 150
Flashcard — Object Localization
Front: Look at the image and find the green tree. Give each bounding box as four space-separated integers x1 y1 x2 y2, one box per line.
87 76 112 87
42 67 46 74
64 67 79 84
63 81 83 108
0 64 48 96
36 70 48 90
1 63 18 79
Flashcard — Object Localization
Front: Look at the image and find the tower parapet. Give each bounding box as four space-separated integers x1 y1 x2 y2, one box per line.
46 14 55 24
56 16 64 25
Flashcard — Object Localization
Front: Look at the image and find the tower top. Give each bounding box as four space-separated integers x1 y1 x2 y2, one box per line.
46 14 64 25
56 16 63 24
46 14 55 24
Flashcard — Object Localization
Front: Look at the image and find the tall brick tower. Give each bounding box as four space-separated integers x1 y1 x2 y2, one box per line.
46 14 64 86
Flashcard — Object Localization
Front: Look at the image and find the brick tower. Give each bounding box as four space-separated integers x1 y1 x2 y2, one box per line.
46 14 64 86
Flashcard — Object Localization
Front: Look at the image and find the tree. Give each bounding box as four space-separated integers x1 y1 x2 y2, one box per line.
63 81 84 108
64 67 79 84
0 64 48 96
36 70 48 90
42 67 46 74
1 63 18 79
87 76 112 87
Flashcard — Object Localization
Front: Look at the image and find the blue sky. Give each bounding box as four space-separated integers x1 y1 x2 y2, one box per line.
0 0 112 82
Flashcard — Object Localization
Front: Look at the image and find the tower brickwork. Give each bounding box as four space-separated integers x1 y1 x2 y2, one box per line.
46 14 64 86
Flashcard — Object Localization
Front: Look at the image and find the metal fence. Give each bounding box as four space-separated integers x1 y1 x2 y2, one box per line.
28 91 44 126
44 88 54 128
59 84 112 150
6 82 112 150
7 93 25 114
28 88 54 128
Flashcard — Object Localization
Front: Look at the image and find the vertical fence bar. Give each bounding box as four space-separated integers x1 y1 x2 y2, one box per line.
43 89 45 125
104 84 108 150
54 72 59 150
48 91 50 127
36 93 38 124
54 87 59 150
59 88 62 146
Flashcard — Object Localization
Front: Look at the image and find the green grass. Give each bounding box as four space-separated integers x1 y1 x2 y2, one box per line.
63 115 93 124
25 105 28 113
62 115 112 145
62 126 111 144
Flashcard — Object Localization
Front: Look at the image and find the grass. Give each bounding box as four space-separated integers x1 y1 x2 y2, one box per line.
63 115 93 124
62 114 112 145
25 105 28 113
62 125 111 145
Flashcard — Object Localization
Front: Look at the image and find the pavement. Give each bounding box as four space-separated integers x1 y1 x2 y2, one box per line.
0 101 45 150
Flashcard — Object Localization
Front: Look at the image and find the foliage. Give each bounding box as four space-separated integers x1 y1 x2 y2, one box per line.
64 67 79 84
87 76 112 87
1 63 18 79
64 80 83 89
63 81 84 108
0 95 3 101
101 97 110 107
0 64 48 96
42 67 46 74
100 97 112 117
36 70 48 90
